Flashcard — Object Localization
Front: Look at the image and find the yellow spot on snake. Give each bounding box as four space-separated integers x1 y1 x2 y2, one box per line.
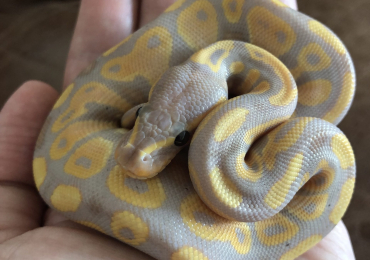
111 211 149 246
263 118 313 170
250 81 270 94
330 177 355 224
210 167 243 208
280 235 323 260
230 61 245 74
50 121 115 160
244 117 288 145
178 0 218 50
51 185 82 212
298 79 332 106
53 83 74 109
265 153 304 209
165 0 187 12
102 26 173 85
191 41 234 73
246 44 296 106
309 20 347 55
255 213 299 246
171 247 209 260
222 0 244 23
103 34 132 57
65 137 113 179
247 6 296 56
291 43 332 80
107 165 166 208
77 221 105 234
33 157 47 190
52 82 129 133
180 194 251 254
214 107 249 142
323 72 355 123
287 193 329 221
331 133 355 169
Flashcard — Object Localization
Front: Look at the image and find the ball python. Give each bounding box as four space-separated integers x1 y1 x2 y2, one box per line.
33 0 356 259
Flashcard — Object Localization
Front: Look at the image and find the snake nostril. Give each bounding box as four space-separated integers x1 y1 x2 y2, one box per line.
143 154 151 162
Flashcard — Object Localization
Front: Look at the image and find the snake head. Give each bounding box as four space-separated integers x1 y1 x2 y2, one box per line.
115 104 191 179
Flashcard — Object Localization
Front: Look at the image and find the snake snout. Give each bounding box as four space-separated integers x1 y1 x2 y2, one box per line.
115 143 158 179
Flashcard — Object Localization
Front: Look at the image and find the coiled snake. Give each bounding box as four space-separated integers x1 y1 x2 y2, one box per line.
33 0 356 259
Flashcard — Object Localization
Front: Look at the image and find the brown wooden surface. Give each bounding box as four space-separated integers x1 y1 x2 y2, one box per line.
1 1 369 258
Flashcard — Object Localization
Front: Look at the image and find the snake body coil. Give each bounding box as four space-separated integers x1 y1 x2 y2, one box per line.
33 0 356 259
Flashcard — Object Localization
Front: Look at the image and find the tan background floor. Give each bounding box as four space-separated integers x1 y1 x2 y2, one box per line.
1 0 369 259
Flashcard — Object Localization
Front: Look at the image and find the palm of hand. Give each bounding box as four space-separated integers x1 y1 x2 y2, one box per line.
0 1 355 259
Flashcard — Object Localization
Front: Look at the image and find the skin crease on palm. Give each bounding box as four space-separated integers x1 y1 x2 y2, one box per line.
0 0 356 259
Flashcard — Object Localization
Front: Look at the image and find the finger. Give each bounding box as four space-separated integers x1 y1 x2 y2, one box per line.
139 0 177 26
64 0 138 88
0 81 59 243
297 221 355 260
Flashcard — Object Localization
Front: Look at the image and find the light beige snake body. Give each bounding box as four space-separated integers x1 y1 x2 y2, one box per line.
33 0 356 259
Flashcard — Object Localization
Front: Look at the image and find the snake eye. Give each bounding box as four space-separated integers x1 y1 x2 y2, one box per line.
136 107 142 118
174 131 190 146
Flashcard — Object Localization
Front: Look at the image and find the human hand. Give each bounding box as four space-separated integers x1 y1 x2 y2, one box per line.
0 0 355 259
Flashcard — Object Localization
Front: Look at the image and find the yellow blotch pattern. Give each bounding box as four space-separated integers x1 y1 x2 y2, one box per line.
33 157 47 190
264 153 304 209
247 7 296 56
331 133 355 169
165 0 187 12
243 117 289 145
52 82 129 133
279 235 322 260
107 165 166 208
229 61 245 74
209 167 243 208
222 0 244 23
255 213 299 246
178 0 218 50
287 193 329 221
65 137 113 179
180 194 251 254
262 118 313 171
246 44 297 106
171 246 209 260
190 40 234 73
214 107 249 142
298 79 332 106
111 211 149 246
50 121 115 160
101 26 173 85
51 185 82 212
308 20 346 55
323 72 355 123
329 177 355 224
53 83 74 109
103 34 132 57
291 43 332 80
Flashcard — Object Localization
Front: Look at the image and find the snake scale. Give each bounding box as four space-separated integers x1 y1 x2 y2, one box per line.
33 0 356 259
